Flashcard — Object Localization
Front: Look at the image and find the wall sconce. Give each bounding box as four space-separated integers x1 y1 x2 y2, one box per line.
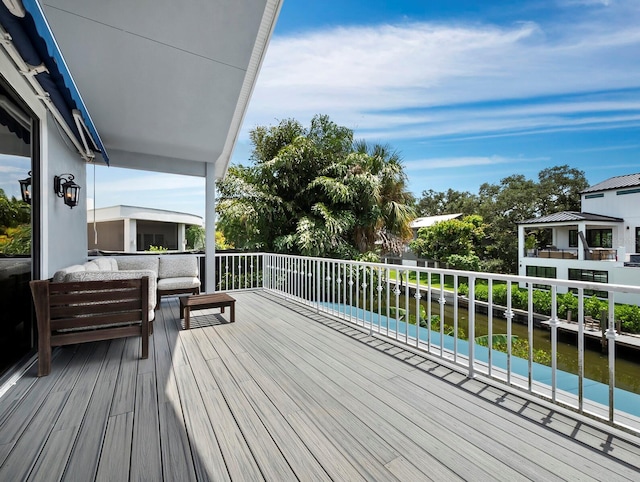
19 170 31 204
54 173 81 208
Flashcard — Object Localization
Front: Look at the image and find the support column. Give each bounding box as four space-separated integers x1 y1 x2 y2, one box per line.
178 223 186 252
205 164 216 293
124 218 137 253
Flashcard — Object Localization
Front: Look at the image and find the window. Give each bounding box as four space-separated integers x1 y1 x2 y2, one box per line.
586 229 612 248
526 266 557 278
568 269 609 298
617 188 640 196
568 230 578 248
526 266 556 289
636 227 640 254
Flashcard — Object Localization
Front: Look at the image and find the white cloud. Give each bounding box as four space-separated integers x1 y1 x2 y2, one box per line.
242 3 640 143
404 155 550 171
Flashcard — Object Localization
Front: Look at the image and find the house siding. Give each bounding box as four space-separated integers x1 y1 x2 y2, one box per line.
582 190 640 255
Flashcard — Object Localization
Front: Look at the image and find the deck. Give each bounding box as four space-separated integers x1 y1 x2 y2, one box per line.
0 290 639 481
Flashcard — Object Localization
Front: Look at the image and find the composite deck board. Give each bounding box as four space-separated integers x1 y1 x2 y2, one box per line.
95 411 133 482
237 303 496 480
231 306 461 480
0 290 638 481
270 312 571 480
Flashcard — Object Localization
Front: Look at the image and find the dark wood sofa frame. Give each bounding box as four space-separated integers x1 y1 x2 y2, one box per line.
29 277 150 377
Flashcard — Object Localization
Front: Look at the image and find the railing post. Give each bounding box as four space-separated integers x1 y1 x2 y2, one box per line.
504 281 514 386
439 277 445 358
548 285 560 402
453 274 459 363
607 296 617 423
527 283 533 392
468 275 475 378
414 271 421 349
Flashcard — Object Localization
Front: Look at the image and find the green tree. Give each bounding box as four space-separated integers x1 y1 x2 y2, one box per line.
477 174 539 273
0 189 31 255
409 215 485 266
414 165 588 273
416 188 479 216
216 115 415 258
537 165 589 215
185 225 205 250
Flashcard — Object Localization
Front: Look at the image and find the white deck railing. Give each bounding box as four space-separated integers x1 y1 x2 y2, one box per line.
213 252 640 436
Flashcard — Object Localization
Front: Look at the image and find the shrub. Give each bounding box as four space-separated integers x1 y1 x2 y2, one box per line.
492 284 508 306
511 289 528 311
584 296 607 319
615 304 640 334
557 292 578 320
446 254 480 271
532 290 552 316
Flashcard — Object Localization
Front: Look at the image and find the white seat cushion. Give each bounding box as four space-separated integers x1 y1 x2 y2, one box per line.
157 277 200 291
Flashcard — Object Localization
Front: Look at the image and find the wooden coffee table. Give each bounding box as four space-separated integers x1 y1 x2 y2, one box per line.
179 293 236 329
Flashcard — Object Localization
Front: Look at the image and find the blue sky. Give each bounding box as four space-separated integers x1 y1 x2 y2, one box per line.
88 0 640 218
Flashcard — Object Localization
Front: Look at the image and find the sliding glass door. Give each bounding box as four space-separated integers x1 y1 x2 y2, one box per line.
0 78 38 378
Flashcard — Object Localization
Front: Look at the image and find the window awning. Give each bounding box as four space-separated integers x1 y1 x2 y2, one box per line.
0 0 108 164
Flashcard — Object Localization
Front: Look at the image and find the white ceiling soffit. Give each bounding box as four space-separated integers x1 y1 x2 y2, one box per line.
41 0 283 178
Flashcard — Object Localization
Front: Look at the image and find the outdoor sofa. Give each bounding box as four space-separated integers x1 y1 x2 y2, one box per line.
51 254 202 318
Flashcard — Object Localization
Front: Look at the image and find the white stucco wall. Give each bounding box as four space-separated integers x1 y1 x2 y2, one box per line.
583 190 640 254
44 112 88 277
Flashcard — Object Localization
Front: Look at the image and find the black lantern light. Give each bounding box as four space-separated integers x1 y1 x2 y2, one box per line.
19 170 31 204
54 173 81 208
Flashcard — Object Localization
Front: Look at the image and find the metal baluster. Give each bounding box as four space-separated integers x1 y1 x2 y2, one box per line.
394 272 401 341
578 288 584 412
404 269 409 344
505 282 514 386
607 294 617 423
528 283 533 392
439 275 445 358
427 271 432 352
488 280 493 377
369 265 374 335
453 274 458 363
415 271 421 348
377 267 383 334
548 285 559 401
385 267 390 337
468 275 475 377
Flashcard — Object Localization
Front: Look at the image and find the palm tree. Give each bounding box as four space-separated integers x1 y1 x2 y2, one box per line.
352 140 415 254
216 116 415 258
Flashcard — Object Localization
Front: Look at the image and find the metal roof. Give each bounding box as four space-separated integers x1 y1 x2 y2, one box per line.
580 172 640 194
518 211 624 225
410 213 463 229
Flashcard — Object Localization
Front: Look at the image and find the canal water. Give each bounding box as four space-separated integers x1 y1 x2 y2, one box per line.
446 302 640 395
347 292 640 394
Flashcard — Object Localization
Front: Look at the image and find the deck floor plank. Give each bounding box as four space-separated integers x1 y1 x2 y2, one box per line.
173 363 231 481
154 300 199 481
62 339 127 481
0 389 68 481
95 411 133 482
269 311 569 481
0 290 639 481
130 370 163 481
234 307 477 481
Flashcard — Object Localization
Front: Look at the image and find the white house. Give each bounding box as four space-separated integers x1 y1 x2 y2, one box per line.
517 172 640 304
87 205 203 253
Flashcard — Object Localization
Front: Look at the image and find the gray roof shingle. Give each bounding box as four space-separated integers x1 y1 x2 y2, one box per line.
518 211 624 224
581 172 640 194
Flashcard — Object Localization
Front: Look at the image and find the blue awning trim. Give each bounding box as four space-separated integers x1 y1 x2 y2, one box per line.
0 1 109 164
